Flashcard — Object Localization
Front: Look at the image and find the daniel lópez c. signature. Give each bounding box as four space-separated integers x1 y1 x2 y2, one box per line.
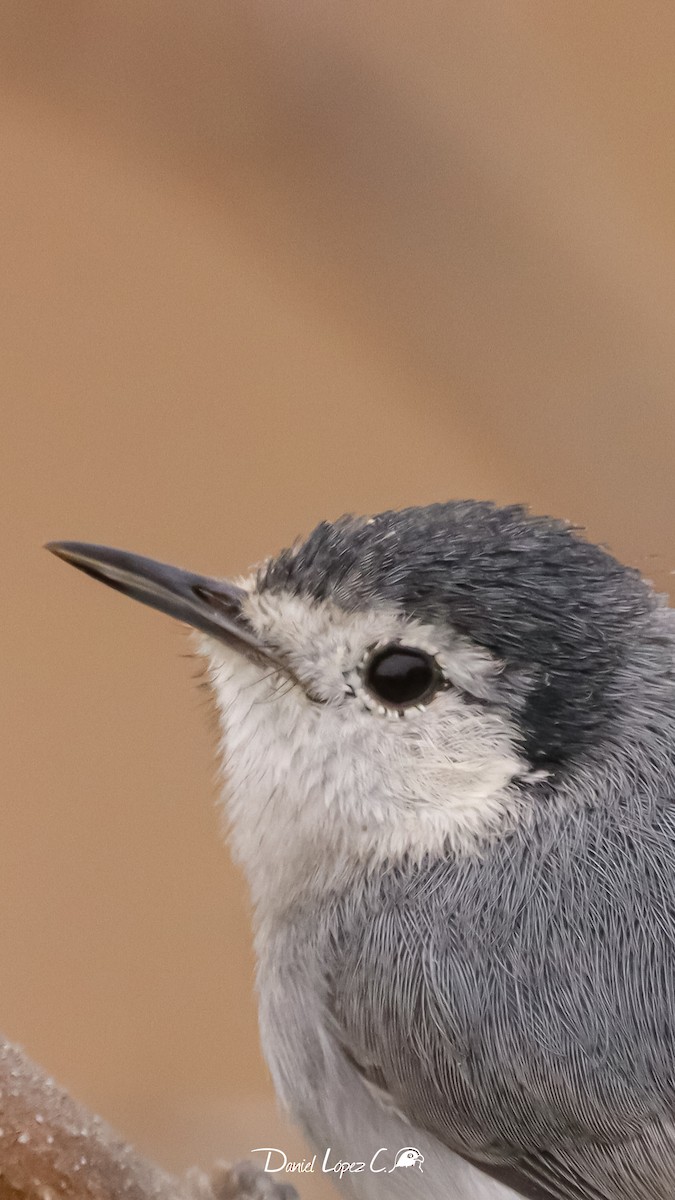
251 1145 425 1180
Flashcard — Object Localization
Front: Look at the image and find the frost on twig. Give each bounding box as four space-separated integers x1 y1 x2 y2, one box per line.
0 1037 298 1200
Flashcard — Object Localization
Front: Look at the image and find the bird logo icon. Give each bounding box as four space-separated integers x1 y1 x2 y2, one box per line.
390 1147 424 1172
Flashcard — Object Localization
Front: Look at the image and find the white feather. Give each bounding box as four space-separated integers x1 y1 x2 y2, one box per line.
198 586 534 916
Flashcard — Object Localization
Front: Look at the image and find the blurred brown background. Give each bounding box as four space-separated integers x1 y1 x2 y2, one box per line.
3 2 675 1194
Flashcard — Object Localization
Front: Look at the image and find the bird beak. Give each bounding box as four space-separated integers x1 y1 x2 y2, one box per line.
45 541 272 668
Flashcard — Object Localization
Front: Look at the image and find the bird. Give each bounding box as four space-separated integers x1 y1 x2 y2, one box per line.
46 499 675 1200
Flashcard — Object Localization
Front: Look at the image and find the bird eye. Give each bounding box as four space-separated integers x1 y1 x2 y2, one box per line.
363 644 442 709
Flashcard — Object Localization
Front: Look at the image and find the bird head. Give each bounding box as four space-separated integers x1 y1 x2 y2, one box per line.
48 502 659 910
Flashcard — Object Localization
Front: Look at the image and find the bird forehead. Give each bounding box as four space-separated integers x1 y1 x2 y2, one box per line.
256 500 647 619
255 501 574 608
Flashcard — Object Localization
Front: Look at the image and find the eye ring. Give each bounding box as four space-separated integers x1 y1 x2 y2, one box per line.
360 642 444 710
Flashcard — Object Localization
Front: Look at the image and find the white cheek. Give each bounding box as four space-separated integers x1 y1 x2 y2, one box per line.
200 625 532 914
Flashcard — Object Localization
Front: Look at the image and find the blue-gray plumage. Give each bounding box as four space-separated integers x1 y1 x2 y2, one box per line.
47 503 675 1200
327 777 675 1199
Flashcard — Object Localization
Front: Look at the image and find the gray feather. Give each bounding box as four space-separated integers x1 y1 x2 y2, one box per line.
322 629 675 1200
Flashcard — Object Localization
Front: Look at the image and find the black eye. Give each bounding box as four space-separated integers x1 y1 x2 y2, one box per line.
363 644 441 709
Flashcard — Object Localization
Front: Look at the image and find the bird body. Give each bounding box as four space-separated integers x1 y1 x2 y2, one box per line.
48 502 675 1199
251 712 675 1200
257 912 520 1199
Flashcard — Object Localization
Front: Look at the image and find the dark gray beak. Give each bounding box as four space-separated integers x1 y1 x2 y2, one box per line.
45 541 272 668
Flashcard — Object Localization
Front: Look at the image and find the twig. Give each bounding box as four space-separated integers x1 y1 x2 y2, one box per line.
0 1037 298 1200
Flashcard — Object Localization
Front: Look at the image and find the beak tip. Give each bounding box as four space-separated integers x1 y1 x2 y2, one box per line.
45 541 78 565
43 542 261 660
